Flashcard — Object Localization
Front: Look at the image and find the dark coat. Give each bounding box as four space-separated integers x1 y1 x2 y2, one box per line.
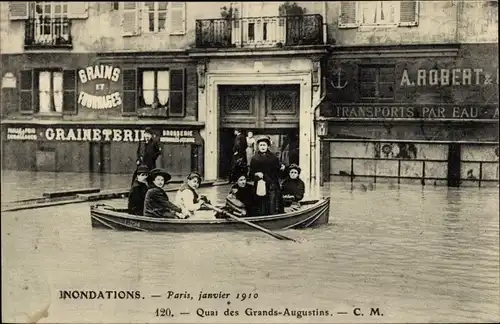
231 183 255 214
249 151 284 215
143 186 182 218
137 137 161 169
233 133 247 160
128 181 149 215
282 178 305 206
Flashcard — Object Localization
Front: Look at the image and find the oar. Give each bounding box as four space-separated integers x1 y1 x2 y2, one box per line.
203 203 297 242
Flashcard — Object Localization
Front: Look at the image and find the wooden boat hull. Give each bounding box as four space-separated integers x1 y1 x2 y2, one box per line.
90 198 330 232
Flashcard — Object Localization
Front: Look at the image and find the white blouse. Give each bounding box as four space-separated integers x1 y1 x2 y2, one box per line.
175 188 203 214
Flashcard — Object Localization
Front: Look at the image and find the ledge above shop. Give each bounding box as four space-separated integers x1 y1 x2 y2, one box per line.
0 119 206 127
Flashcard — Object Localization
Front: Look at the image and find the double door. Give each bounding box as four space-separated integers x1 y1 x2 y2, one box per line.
219 84 300 129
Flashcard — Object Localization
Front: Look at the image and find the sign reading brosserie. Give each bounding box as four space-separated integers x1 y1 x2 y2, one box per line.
78 65 122 110
326 105 499 119
4 127 200 144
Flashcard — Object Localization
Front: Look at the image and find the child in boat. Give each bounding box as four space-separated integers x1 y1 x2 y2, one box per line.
175 172 210 217
143 168 185 218
281 164 305 211
216 173 255 218
128 164 150 216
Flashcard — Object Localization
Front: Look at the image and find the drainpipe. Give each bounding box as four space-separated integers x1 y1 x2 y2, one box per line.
310 87 327 197
322 2 327 44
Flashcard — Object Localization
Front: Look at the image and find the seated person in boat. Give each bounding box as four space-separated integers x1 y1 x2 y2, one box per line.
281 164 305 211
128 164 150 216
215 173 255 218
143 168 185 218
175 172 210 217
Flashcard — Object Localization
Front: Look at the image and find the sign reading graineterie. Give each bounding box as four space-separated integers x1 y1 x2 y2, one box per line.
77 65 122 110
4 126 200 144
324 105 499 120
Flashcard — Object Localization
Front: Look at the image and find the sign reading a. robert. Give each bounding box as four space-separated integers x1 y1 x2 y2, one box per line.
78 65 122 110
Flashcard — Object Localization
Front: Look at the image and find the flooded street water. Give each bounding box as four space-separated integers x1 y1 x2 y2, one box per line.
1 171 499 323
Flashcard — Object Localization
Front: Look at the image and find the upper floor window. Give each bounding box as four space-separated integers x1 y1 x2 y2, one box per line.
359 66 395 101
121 2 186 36
339 1 419 28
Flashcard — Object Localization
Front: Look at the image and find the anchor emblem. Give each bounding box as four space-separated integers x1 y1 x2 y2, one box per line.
330 68 348 89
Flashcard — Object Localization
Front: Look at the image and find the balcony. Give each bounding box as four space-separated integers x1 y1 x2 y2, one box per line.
195 14 324 49
25 18 72 49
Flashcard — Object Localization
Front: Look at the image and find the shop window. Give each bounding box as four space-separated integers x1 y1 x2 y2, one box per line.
128 68 185 117
18 69 77 114
359 66 395 101
338 1 419 28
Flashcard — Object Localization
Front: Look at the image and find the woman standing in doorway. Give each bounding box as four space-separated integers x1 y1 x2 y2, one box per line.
249 135 284 216
245 131 256 171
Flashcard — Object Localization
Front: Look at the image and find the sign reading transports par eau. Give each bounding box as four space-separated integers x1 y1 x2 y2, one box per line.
4 127 199 144
327 105 499 119
77 65 122 110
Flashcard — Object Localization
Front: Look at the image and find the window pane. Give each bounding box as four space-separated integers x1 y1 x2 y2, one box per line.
169 91 184 115
158 12 167 31
378 82 394 98
379 67 395 82
148 12 155 32
39 71 51 112
53 72 63 112
361 1 377 24
359 83 377 98
145 2 154 11
158 2 168 10
142 71 155 90
359 68 377 82
142 90 155 105
380 1 396 23
158 90 169 105
170 70 184 91
157 71 169 90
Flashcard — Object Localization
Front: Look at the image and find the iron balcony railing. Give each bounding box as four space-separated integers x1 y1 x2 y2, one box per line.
25 17 72 48
195 14 323 48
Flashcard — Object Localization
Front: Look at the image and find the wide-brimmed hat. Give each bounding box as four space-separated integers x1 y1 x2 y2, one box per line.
144 127 154 134
256 135 271 146
148 168 172 183
136 165 149 175
288 163 301 174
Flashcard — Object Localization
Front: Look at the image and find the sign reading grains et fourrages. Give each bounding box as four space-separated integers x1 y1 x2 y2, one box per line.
77 65 122 110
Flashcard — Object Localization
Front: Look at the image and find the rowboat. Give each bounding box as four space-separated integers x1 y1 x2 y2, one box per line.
90 198 330 232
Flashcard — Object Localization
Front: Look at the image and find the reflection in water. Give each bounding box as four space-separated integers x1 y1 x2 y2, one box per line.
1 175 499 323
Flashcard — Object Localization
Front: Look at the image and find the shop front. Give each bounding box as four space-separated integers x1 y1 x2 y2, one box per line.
1 52 204 177
320 44 499 187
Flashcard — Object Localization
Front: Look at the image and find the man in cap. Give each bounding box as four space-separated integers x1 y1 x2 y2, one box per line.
131 127 162 187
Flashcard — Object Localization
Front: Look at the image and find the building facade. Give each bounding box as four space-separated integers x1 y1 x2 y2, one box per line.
1 1 498 188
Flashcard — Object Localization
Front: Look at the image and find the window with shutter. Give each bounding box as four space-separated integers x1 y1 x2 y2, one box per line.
122 69 137 114
122 2 140 36
9 2 29 20
67 2 88 19
143 2 168 33
63 70 77 114
399 0 419 27
169 2 186 35
19 70 33 113
338 1 358 28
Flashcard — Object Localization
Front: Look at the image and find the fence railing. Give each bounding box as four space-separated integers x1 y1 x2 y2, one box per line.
25 18 72 48
195 14 323 48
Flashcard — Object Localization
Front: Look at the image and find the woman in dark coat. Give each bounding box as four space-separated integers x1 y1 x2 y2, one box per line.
143 168 184 218
281 164 305 209
249 135 284 216
128 165 150 215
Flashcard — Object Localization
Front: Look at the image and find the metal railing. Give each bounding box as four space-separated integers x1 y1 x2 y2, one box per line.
195 14 323 48
25 18 72 48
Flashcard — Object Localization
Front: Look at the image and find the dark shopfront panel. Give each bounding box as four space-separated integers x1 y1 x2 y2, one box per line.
2 124 204 176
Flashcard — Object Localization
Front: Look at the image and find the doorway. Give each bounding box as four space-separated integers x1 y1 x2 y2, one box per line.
218 128 300 179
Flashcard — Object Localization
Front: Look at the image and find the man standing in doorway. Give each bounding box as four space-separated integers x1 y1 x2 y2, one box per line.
131 127 162 187
230 128 247 183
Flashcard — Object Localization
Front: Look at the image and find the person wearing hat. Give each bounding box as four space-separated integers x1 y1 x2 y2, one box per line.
131 127 162 187
216 170 255 218
230 128 248 183
175 172 210 217
281 163 305 211
128 164 150 216
249 135 284 216
143 168 184 218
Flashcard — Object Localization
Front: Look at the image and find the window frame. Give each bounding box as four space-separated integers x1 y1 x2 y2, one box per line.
142 1 169 34
358 1 400 27
137 68 185 118
358 65 396 102
34 68 64 115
